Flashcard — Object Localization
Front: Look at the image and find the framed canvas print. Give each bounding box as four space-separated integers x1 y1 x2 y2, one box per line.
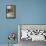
6 5 16 19
18 24 46 41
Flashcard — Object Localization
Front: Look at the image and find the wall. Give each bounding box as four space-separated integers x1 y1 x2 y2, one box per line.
0 0 46 44
16 0 46 24
0 0 18 44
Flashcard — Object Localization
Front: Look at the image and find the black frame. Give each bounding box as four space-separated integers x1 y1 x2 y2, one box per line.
6 5 16 19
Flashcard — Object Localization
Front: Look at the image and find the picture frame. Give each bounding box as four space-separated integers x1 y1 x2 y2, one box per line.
6 5 16 19
18 24 46 41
